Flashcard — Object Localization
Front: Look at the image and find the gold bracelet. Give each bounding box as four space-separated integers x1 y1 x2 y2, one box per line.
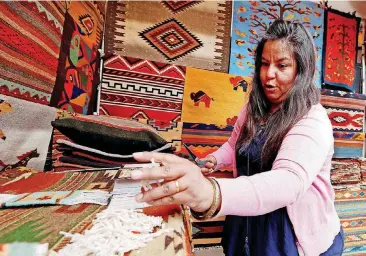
191 178 221 220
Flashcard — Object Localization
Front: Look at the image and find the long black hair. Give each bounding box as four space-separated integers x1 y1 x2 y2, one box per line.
236 20 320 167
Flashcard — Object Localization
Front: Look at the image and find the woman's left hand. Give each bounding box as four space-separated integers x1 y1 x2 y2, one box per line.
131 152 214 213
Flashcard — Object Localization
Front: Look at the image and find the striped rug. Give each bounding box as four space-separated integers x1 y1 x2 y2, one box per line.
0 1 65 105
335 189 366 255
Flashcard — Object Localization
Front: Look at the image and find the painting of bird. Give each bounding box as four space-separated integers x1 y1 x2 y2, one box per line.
250 1 259 7
238 16 248 22
234 29 247 37
234 53 245 60
235 39 246 46
246 61 255 68
236 6 247 13
249 29 257 36
235 61 244 70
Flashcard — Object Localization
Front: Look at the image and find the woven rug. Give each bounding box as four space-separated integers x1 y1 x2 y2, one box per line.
0 1 65 105
0 242 48 256
320 90 365 158
0 171 193 255
335 190 366 255
50 1 105 114
333 132 365 158
192 216 226 249
0 95 56 172
137 119 183 153
229 0 324 87
182 122 233 248
331 159 362 191
323 9 361 92
359 159 366 189
181 68 251 126
0 204 106 250
0 168 119 193
104 1 232 72
49 113 174 172
181 122 234 177
99 55 186 122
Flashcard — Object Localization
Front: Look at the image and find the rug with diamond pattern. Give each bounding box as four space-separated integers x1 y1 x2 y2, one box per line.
104 1 232 72
335 189 366 255
320 89 366 158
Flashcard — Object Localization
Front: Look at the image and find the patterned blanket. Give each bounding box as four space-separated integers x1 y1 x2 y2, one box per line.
0 168 193 255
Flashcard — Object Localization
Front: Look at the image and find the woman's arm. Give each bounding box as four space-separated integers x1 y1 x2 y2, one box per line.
216 105 333 216
209 105 248 170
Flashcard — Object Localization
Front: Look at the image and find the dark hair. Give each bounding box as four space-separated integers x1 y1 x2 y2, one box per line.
236 20 320 168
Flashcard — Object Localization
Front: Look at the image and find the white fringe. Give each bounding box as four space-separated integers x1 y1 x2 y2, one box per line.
51 205 173 256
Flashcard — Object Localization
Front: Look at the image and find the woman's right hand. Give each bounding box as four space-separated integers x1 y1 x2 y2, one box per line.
200 155 217 175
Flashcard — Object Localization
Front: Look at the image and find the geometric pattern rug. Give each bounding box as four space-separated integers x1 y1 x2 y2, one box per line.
104 1 232 72
50 2 105 114
136 119 183 153
0 168 194 255
320 89 366 158
0 1 65 105
335 190 366 255
181 122 234 175
99 55 186 122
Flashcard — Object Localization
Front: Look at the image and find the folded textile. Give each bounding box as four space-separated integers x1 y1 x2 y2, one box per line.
333 184 361 191
70 150 136 165
51 116 170 155
330 160 361 186
0 190 111 208
0 242 48 256
56 139 172 159
59 156 120 168
58 145 139 165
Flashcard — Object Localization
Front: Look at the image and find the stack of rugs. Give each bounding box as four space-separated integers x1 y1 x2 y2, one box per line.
50 111 173 172
0 95 193 255
330 158 366 255
321 89 366 255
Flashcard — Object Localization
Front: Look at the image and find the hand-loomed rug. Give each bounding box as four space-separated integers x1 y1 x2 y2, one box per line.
335 189 366 255
104 1 232 73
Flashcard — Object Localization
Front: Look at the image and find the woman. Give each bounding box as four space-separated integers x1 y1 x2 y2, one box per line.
131 20 344 255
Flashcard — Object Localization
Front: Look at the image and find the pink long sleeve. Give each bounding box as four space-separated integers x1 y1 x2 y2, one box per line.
215 104 334 217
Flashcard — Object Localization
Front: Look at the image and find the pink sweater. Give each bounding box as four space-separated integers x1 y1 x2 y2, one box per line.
211 103 341 255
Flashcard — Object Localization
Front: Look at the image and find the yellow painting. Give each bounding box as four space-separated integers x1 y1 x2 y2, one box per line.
181 67 251 125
